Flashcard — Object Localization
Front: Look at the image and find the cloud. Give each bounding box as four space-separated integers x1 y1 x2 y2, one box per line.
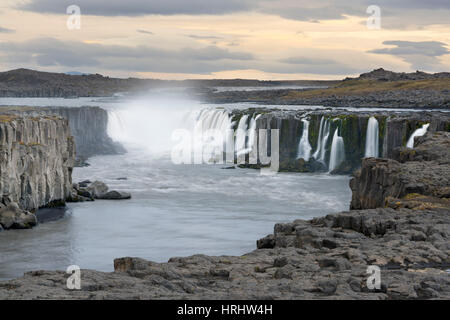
260 62 362 75
137 29 154 35
0 26 14 33
279 57 338 65
369 40 449 71
185 34 223 40
18 0 255 16
17 0 450 30
0 37 254 74
369 41 449 56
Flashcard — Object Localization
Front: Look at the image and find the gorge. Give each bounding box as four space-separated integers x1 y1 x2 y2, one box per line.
0 86 449 298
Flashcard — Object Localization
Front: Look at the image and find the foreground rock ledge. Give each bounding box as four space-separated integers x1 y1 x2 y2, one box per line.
0 132 448 299
0 205 448 300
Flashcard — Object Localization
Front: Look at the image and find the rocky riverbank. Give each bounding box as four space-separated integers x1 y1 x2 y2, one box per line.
0 113 75 230
0 131 448 299
0 107 129 230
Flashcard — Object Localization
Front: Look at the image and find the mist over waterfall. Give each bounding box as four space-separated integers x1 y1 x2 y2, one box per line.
107 96 204 156
297 119 312 161
312 116 330 164
406 123 430 148
364 117 379 158
329 128 345 172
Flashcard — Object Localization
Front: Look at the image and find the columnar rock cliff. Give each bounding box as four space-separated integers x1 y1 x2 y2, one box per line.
350 132 450 209
0 113 75 214
232 109 450 173
42 107 125 159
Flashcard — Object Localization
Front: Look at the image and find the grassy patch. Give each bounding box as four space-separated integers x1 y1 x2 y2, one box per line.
282 78 450 100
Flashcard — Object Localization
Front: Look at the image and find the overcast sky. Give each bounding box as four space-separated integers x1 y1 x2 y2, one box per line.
0 0 449 79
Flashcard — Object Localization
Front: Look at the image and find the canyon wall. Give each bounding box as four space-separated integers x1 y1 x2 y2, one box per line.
0 113 75 214
231 109 450 173
42 107 125 160
350 131 450 209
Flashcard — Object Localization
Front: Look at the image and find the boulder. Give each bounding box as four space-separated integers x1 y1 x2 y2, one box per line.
77 189 93 199
68 190 94 203
97 190 131 200
86 181 109 199
0 202 37 230
78 180 92 188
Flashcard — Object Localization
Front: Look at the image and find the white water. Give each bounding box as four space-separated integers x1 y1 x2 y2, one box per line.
312 117 330 165
296 119 312 161
235 115 249 156
406 123 430 148
364 116 379 158
312 117 325 160
0 96 353 280
329 129 346 172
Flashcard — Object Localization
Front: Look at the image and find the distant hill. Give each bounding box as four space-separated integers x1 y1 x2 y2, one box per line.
1 68 448 99
0 68 336 98
0 68 152 97
347 68 450 81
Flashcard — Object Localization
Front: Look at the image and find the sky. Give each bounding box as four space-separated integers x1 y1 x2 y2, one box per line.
0 0 449 80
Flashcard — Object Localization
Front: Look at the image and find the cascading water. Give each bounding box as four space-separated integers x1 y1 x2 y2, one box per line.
364 116 379 158
312 117 330 164
192 108 233 162
406 123 430 148
242 114 261 155
296 119 312 161
328 128 345 172
235 115 249 155
312 117 324 160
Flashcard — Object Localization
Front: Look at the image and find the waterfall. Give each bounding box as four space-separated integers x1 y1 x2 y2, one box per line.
235 115 249 155
107 110 125 142
245 114 260 153
312 117 330 164
296 119 312 161
364 116 379 158
319 120 331 163
406 123 430 148
312 117 324 160
328 129 345 172
193 108 233 159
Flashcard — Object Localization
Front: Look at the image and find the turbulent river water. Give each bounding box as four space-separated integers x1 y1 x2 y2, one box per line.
0 95 354 280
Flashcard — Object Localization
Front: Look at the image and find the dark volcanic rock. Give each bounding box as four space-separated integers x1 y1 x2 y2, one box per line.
0 206 448 299
41 107 126 159
0 202 37 230
85 181 109 199
351 132 450 209
0 112 75 213
97 190 131 200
